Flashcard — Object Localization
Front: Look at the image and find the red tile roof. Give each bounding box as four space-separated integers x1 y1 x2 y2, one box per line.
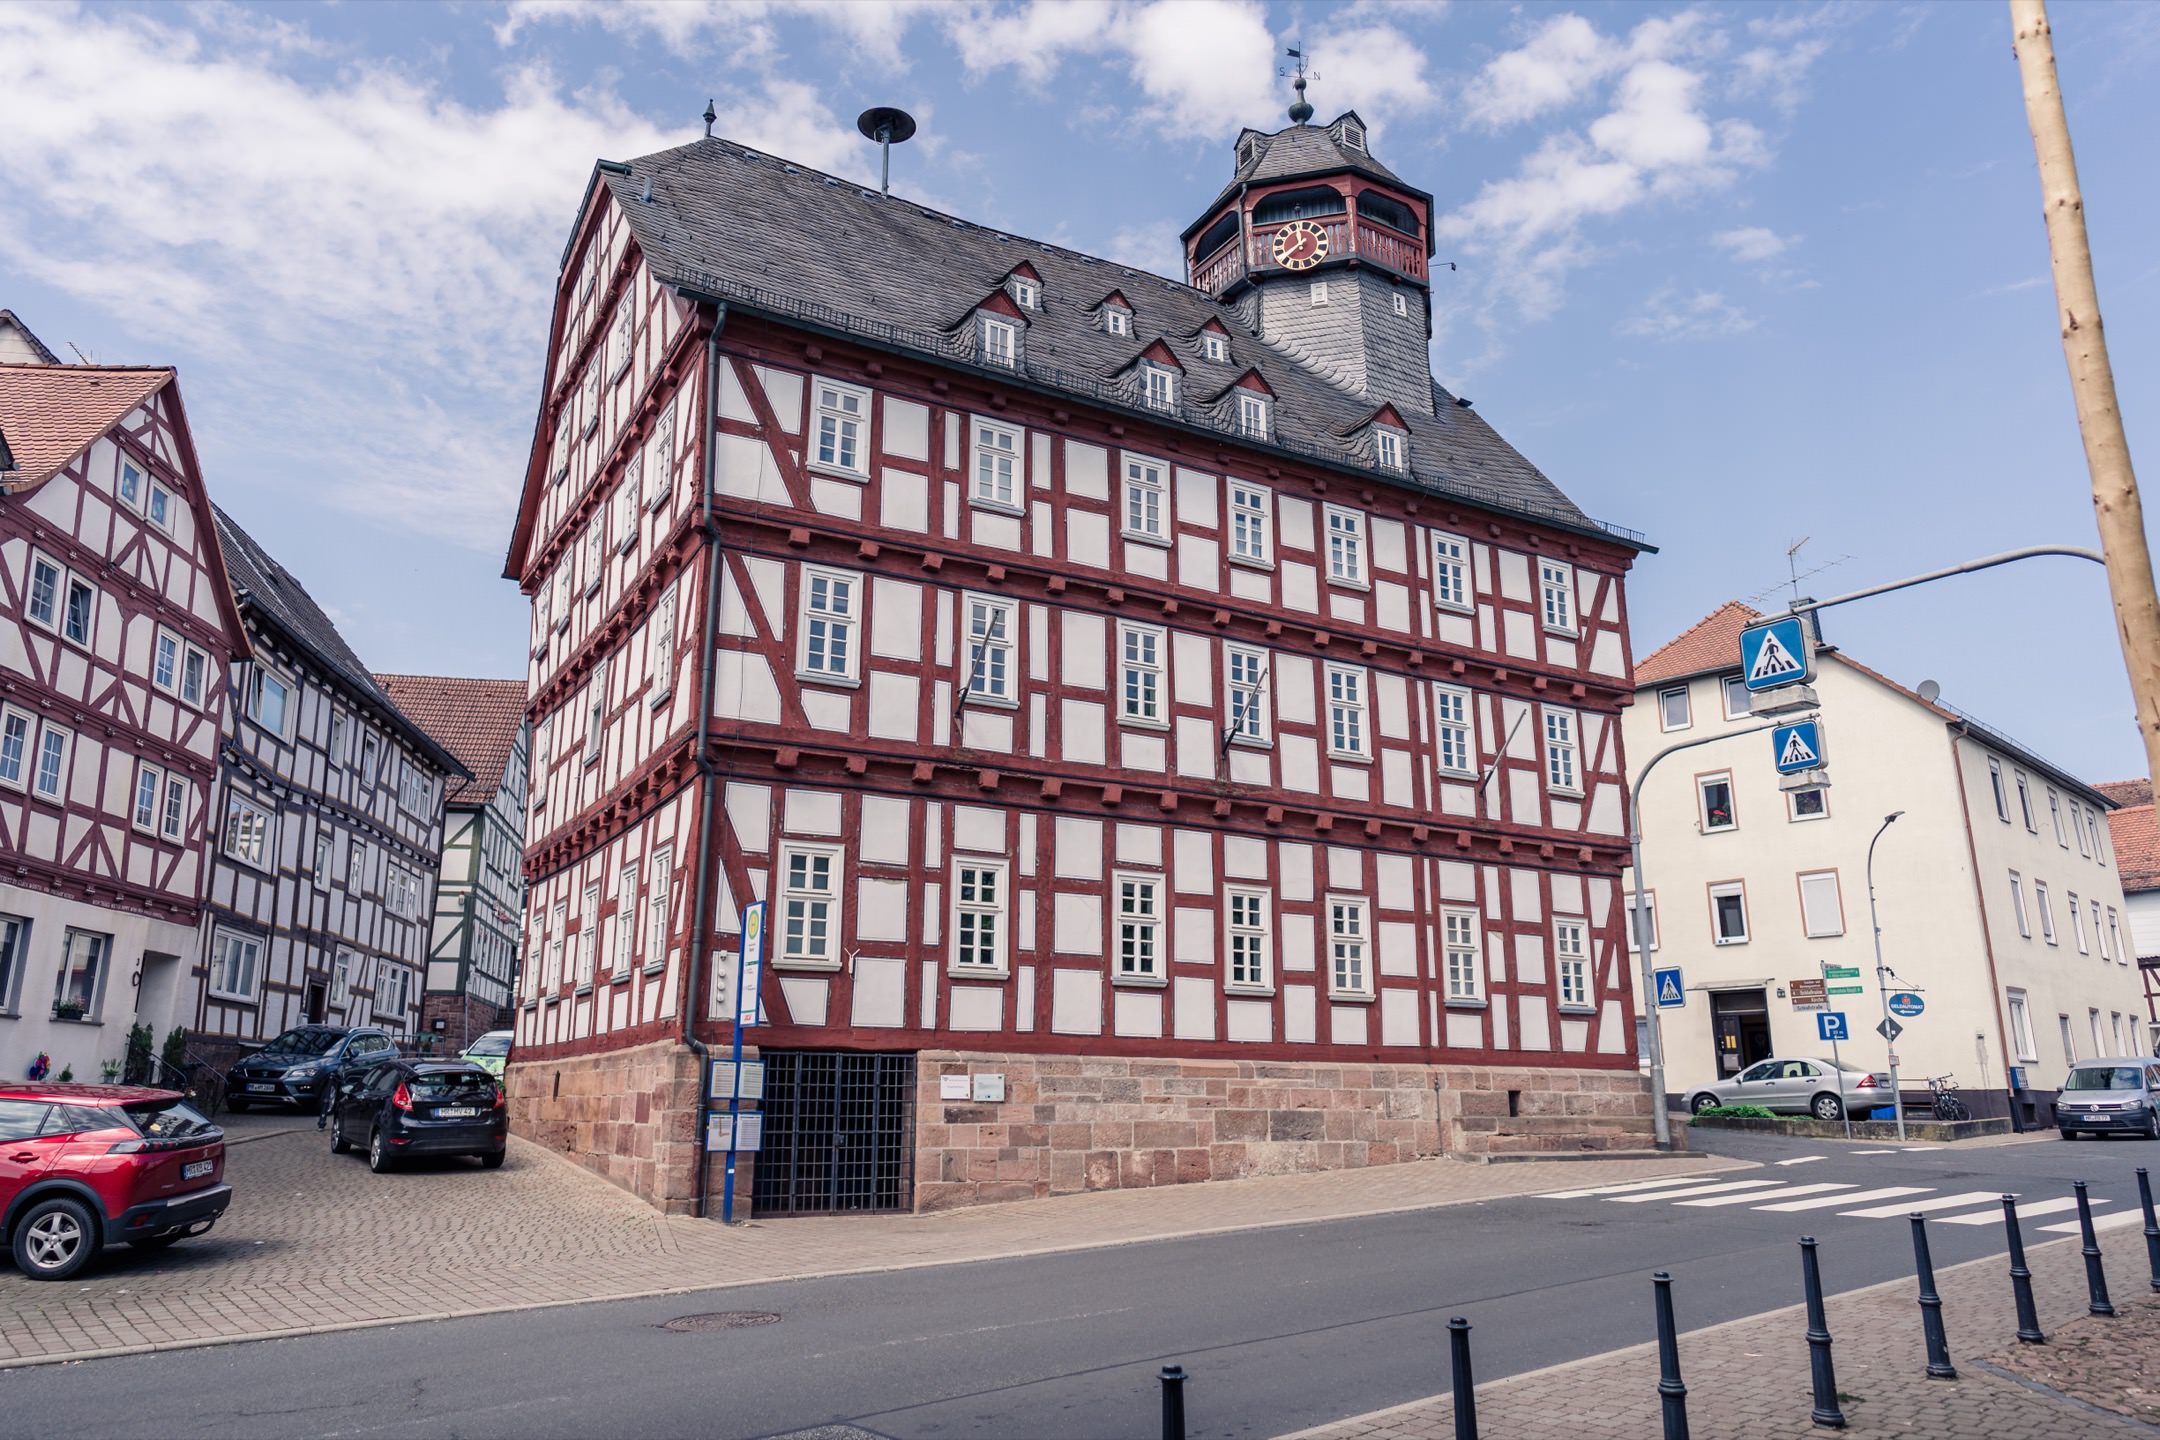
1631 600 1764 687
2096 778 2152 807
2108 802 2159 894
372 674 528 807
0 364 172 490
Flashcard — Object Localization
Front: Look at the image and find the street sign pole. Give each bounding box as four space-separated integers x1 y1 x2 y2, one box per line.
720 901 765 1224
1867 813 1908 1141
1828 1028 1852 1141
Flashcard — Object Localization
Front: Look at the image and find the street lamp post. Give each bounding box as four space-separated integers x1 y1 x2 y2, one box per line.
1867 812 1906 1141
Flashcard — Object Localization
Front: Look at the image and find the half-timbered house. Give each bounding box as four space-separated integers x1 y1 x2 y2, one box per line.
502 106 1658 1216
0 364 250 1079
375 673 531 1047
198 510 466 1071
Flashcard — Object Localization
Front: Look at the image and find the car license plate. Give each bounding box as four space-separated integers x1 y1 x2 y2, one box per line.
438 1107 478 1119
247 1083 276 1092
182 1160 214 1180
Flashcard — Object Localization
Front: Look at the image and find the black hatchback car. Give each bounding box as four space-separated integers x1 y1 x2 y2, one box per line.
227 1026 399 1111
329 1061 507 1173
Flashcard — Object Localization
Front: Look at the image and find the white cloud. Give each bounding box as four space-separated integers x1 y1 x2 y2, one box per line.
1460 14 1619 129
1306 23 1438 135
1099 220 1187 279
1617 287 1756 341
495 0 940 68
1711 225 1794 263
1115 0 1279 140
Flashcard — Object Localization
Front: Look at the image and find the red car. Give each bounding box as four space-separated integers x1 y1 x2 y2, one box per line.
0 1083 231 1281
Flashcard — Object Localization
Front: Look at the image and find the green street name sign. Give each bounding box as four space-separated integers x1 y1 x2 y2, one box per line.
1827 984 1867 996
1823 966 1862 979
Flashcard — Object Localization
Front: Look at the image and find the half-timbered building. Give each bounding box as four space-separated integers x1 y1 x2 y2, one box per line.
0 364 249 1079
503 107 1658 1216
198 510 466 1070
375 673 531 1047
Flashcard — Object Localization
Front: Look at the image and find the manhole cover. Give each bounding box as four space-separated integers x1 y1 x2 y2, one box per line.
659 1311 782 1332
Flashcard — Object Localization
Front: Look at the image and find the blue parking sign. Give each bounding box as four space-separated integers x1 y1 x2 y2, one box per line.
1816 1011 1849 1042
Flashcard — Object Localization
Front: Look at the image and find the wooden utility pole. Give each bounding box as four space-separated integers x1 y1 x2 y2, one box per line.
2010 0 2160 789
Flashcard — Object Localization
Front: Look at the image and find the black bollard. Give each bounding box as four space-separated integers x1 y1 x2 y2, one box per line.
1449 1316 1479 1440
1908 1214 1957 1379
1159 1365 1186 1440
1652 1271 1690 1440
2138 1167 2160 1294
1800 1237 1846 1428
2075 1180 2115 1317
2002 1195 2046 1344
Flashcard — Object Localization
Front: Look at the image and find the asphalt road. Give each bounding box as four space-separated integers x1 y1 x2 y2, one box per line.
9 1129 2154 1440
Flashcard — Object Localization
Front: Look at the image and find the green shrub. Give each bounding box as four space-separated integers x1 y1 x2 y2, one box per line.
160 1025 190 1074
124 1024 156 1084
1691 1104 1779 1122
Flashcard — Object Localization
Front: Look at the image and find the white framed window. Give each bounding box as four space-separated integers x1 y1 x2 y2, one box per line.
1326 663 1368 759
118 458 143 510
1443 908 1484 1002
398 757 432 816
2112 1011 2127 1055
1237 392 1268 439
1373 428 1404 471
2092 898 2105 955
2007 989 2037 1062
1555 919 1590 1008
798 568 859 683
579 366 601 436
247 664 293 738
551 409 573 481
1721 675 1753 719
33 722 70 800
543 903 565 992
1988 759 2009 823
1203 331 1228 363
1431 531 1470 611
1432 684 1473 776
552 567 572 632
63 573 95 646
615 455 642 551
2069 890 2088 953
961 594 1016 706
2 707 36 790
952 859 1009 975
2035 880 2057 945
584 658 608 763
2008 871 2030 937
1328 897 1372 998
982 315 1018 368
583 519 604 595
971 420 1021 509
376 965 412 1021
1226 887 1272 991
56 929 107 1020
1788 787 1829 822
2088 809 2106 862
209 929 261 1002
313 832 332 888
26 552 61 631
1122 455 1167 542
647 847 672 966
779 843 842 968
349 838 368 891
2060 1013 2079 1065
2015 771 2036 830
2048 789 2067 846
648 582 679 701
147 483 172 530
2074 803 2092 856
1115 873 1162 982
1325 505 1366 585
1310 280 1329 306
153 629 181 692
576 885 599 988
1392 291 1409 317
2092 1008 2107 1057
1709 882 1749 944
1798 870 1845 938
647 398 677 511
1538 560 1576 634
1340 117 1367 152
1225 643 1270 745
0 915 22 1014
1105 306 1131 337
811 377 869 479
1228 482 1271 565
1010 278 1038 309
607 305 634 380
160 775 186 842
616 863 639 973
2107 907 2125 963
225 794 272 869
1659 686 1691 731
1697 773 1735 832
1624 892 1658 953
1544 708 1580 793
1119 623 1165 726
126 761 160 833
385 861 423 920
1145 365 1177 412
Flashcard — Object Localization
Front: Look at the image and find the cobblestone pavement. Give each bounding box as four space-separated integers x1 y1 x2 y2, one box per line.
0 1112 1735 1367
1289 1217 2160 1439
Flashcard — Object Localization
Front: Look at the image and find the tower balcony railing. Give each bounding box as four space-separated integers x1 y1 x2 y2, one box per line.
1195 218 1432 294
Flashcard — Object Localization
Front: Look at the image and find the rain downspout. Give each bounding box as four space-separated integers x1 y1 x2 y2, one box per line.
685 305 727 1215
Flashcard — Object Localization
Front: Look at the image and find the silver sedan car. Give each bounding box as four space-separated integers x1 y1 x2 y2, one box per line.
1686 1056 1896 1122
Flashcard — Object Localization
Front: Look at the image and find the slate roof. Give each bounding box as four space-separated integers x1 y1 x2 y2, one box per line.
578 127 1633 559
0 311 61 366
1188 113 1422 238
0 364 171 490
2108 801 2159 894
212 505 468 782
372 674 527 807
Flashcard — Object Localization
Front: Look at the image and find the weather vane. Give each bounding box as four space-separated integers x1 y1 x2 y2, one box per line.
1280 46 1316 125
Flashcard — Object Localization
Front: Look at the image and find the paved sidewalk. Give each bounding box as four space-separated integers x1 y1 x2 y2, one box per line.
1290 1215 2160 1439
0 1114 1735 1368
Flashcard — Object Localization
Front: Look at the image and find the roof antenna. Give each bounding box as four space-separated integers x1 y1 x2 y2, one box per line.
1281 46 1316 125
855 106 917 195
702 98 716 138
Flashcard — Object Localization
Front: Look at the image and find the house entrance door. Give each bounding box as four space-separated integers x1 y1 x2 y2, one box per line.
748 1051 915 1216
304 982 327 1024
1710 988 1773 1077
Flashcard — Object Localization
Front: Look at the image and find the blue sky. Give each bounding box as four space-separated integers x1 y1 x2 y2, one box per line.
5 1 2158 782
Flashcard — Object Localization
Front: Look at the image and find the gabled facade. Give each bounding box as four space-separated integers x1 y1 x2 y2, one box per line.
196 511 466 1068
2099 781 2160 1050
502 113 1656 1217
375 673 531 1048
1626 603 2147 1124
0 364 250 1078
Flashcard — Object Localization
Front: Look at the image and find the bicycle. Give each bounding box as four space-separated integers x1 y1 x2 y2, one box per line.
1925 1074 1970 1122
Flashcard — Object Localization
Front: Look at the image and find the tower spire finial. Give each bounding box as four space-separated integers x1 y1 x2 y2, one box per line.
702 98 716 138
1282 46 1315 125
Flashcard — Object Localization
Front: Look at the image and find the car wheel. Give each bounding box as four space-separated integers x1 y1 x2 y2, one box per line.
367 1128 395 1174
125 1232 184 1251
479 1150 506 1170
1811 1093 1844 1122
1688 1093 1722 1115
11 1196 98 1281
330 1114 351 1155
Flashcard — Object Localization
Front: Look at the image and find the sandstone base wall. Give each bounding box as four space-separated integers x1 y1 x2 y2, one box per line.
506 1039 705 1214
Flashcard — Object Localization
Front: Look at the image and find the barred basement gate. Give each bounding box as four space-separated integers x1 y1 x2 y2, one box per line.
750 1051 916 1216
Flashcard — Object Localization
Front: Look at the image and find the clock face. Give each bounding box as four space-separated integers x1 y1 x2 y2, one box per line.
1271 219 1330 271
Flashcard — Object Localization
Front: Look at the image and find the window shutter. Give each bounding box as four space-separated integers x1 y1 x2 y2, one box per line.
1798 872 1843 938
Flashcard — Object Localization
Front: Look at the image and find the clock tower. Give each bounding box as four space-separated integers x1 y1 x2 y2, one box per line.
1183 89 1439 417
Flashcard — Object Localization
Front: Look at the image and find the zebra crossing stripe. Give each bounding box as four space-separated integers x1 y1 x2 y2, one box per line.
1607 1180 1787 1204
1849 1149 1898 1156
2037 1208 2137 1236
1536 1175 1753 1200
1754 1185 1928 1212
1938 1196 2098 1226
1840 1190 2007 1218
1675 1183 1856 1208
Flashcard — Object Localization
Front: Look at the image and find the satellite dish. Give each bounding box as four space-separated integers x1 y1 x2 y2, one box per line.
1917 679 1941 704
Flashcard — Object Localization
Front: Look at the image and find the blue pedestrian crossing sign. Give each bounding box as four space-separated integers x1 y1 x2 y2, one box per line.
1817 1011 1850 1042
1773 719 1825 774
1740 614 1812 692
1653 967 1686 1008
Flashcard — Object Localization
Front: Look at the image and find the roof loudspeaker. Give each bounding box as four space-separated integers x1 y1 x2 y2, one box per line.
856 106 917 196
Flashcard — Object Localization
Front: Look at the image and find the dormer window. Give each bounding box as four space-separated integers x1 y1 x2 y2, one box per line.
1203 332 1228 363
1105 307 1131 337
1237 392 1268 439
1373 428 1406 472
1010 279 1038 310
1145 366 1177 413
1237 135 1258 171
982 315 1018 368
1339 119 1367 153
